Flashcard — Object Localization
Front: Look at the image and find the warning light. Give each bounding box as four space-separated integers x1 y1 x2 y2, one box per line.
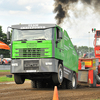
92 28 96 32
94 28 96 31
92 28 93 32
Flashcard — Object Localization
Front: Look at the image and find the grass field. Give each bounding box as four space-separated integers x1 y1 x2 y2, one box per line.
0 70 10 72
0 76 14 82
0 70 13 82
0 70 29 82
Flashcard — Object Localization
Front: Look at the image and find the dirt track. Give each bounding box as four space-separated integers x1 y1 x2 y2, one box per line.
0 72 100 100
0 81 100 100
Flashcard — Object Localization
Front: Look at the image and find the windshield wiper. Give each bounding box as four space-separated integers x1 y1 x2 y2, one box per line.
16 39 27 41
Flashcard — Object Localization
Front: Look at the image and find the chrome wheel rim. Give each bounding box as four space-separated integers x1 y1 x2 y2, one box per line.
59 68 63 80
72 76 75 88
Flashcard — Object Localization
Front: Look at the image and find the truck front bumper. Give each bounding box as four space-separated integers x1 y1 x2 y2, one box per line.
11 58 58 73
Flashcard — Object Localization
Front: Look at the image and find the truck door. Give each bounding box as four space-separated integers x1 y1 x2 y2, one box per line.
55 27 64 60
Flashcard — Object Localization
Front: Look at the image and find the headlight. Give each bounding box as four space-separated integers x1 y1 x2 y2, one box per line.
12 63 18 67
45 62 52 65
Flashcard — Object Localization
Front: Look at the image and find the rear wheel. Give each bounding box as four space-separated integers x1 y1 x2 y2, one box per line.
60 78 67 89
31 80 37 88
67 73 77 89
52 64 63 85
37 80 43 88
14 74 25 84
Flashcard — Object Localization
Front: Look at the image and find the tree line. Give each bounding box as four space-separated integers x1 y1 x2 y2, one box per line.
0 26 94 58
74 45 94 57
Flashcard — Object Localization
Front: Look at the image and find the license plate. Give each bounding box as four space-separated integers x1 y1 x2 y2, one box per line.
26 70 36 72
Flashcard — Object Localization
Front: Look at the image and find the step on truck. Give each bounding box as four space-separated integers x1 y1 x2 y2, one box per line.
7 24 78 89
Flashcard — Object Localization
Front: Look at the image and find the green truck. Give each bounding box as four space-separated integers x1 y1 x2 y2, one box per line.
7 24 78 89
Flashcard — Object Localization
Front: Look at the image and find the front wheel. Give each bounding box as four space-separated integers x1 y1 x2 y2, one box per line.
67 73 77 89
52 64 63 85
14 74 25 84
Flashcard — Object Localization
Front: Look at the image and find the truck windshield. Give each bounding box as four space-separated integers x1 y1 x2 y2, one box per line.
12 28 53 41
96 38 100 46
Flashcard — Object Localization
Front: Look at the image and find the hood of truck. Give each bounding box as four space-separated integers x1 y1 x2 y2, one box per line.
12 40 52 58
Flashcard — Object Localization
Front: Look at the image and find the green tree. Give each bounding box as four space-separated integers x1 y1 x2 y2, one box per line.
74 45 94 57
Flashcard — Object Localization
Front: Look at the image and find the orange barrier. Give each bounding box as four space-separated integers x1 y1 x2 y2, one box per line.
0 41 10 50
53 86 59 100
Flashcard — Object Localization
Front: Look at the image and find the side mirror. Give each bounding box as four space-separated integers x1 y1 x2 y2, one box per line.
7 31 10 40
56 32 63 44
59 32 62 39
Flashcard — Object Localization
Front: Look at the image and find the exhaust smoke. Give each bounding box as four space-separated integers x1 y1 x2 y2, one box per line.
54 0 100 24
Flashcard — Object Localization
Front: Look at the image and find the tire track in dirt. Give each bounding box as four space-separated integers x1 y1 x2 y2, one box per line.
0 81 100 100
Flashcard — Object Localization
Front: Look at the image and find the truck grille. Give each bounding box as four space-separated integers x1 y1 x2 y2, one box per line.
24 60 39 70
16 48 48 57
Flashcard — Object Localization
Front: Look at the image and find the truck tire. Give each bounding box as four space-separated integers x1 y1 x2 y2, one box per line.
37 80 43 88
67 73 77 89
46 79 54 88
14 74 25 84
31 80 37 88
52 64 63 85
60 78 67 89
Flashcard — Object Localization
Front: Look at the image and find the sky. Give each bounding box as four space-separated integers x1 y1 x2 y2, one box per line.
0 0 100 47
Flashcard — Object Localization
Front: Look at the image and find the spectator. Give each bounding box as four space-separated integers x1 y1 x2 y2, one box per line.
3 59 8 64
7 59 11 64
